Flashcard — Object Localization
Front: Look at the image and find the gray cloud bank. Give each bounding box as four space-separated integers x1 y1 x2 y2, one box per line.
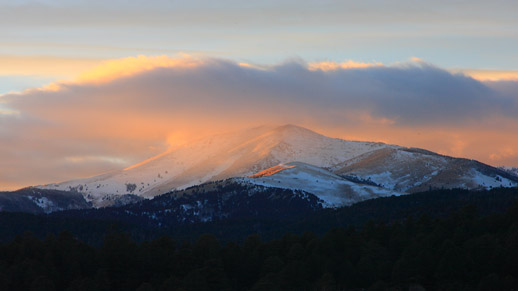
14 59 514 123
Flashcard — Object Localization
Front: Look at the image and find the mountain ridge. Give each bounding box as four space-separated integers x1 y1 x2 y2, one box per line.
39 125 396 206
37 124 518 208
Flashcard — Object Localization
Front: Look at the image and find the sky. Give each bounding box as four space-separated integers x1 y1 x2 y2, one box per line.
0 0 517 190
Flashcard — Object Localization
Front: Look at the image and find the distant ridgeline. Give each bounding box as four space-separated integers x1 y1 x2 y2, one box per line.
1 186 518 243
1 187 518 290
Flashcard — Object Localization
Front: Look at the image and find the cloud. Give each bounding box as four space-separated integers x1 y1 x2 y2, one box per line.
76 55 203 84
451 69 518 82
1 55 518 190
308 60 383 71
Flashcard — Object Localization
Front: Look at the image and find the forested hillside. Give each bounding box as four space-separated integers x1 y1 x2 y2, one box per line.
2 201 518 290
1 187 518 244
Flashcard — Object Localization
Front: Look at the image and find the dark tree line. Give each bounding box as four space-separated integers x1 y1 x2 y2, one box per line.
2 203 518 290
3 187 518 246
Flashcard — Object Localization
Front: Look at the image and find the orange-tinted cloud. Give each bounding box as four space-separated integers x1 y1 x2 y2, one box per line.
76 55 203 84
451 69 518 82
308 60 383 71
1 56 518 190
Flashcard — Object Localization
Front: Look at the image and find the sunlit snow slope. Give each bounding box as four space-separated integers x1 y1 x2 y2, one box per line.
41 125 392 205
241 161 399 207
40 124 518 207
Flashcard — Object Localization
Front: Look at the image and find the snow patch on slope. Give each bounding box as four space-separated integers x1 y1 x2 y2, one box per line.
499 167 518 178
471 170 518 189
27 196 55 210
242 161 400 207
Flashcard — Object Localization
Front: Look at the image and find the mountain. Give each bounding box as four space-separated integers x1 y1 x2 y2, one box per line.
0 188 91 214
53 180 324 227
11 186 517 245
40 125 394 206
39 124 518 208
4 186 518 291
333 147 518 192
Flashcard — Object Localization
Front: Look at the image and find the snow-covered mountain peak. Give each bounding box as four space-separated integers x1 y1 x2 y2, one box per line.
268 124 325 139
40 125 394 205
38 124 518 208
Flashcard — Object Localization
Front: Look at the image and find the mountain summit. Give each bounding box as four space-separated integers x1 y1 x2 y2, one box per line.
40 124 518 207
